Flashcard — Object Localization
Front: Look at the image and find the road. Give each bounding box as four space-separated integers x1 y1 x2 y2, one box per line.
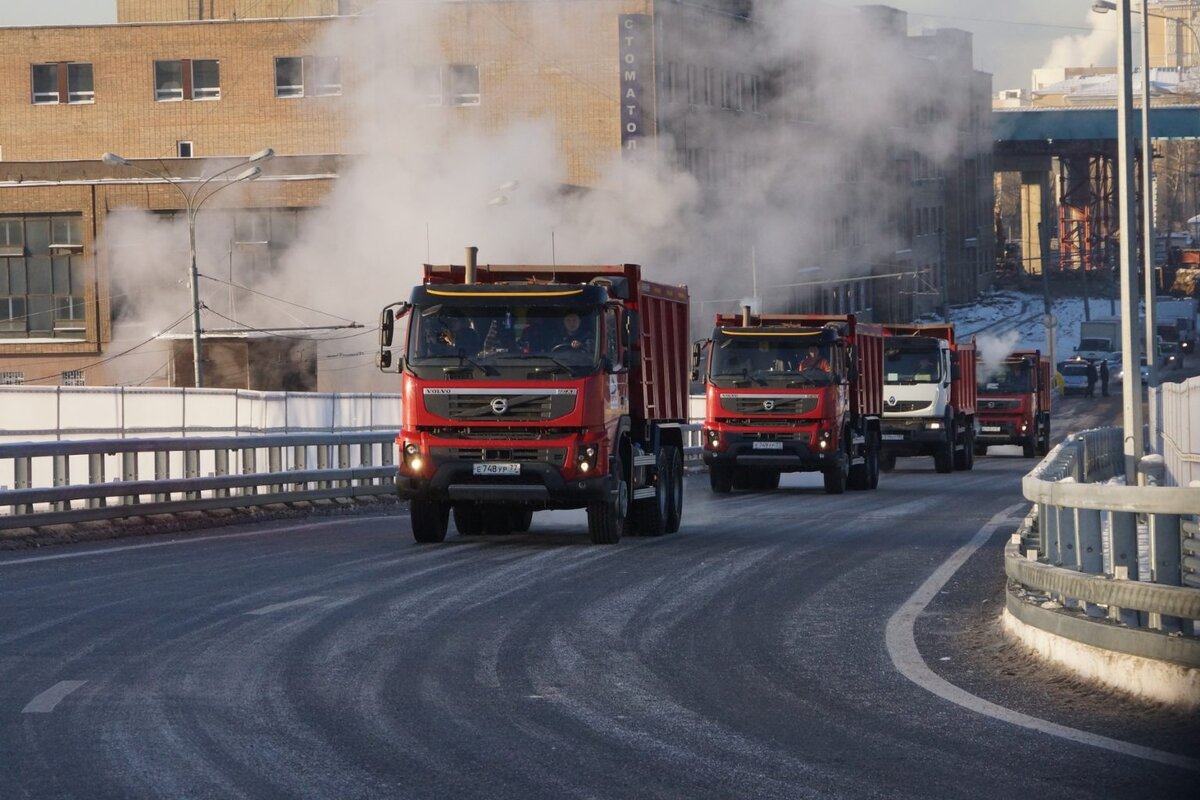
0 393 1195 799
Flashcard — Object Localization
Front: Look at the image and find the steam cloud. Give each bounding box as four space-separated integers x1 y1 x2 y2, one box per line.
976 330 1022 381
98 1 979 390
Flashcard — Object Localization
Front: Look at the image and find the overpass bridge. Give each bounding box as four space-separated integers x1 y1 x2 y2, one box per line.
993 105 1200 277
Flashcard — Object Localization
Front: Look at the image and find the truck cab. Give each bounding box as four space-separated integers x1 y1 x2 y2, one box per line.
975 351 1051 458
696 313 883 495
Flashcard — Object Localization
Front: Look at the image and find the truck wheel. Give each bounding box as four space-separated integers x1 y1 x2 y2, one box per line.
823 462 846 494
934 443 954 474
453 504 483 535
761 470 781 491
880 452 896 473
629 463 668 537
587 458 626 544
731 471 755 491
954 430 974 471
663 446 684 533
973 442 987 457
709 465 733 494
512 508 534 532
848 457 867 491
411 497 450 543
867 439 880 489
1022 439 1036 458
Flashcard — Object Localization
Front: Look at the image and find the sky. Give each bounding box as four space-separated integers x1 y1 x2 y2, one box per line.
0 0 1119 91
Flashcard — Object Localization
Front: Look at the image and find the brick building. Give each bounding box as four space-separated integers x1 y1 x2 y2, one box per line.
0 0 993 389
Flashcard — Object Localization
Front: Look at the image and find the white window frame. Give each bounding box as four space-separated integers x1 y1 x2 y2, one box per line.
61 370 85 387
275 56 304 98
31 64 59 104
312 56 341 96
177 141 194 158
67 63 94 104
191 59 221 100
449 64 480 107
155 60 184 101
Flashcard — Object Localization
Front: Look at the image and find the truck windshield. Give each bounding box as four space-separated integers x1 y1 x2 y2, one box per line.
884 347 942 384
979 361 1031 394
407 304 601 378
709 332 834 388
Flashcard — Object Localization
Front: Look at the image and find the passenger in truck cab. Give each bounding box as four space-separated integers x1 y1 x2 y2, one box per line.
798 345 830 373
432 316 480 356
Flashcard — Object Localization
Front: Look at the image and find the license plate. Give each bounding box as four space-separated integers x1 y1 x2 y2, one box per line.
981 426 1001 433
882 434 905 441
472 462 520 476
752 441 784 450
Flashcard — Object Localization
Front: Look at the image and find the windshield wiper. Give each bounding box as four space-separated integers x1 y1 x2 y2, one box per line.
442 351 493 376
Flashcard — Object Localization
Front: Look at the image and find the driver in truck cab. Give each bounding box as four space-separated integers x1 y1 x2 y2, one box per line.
798 345 830 372
551 311 593 351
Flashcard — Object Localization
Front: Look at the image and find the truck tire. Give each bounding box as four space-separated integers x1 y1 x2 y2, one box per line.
453 504 483 535
483 506 514 536
1023 439 1037 458
760 470 781 491
411 497 450 543
880 452 896 473
731 471 756 491
709 465 733 494
954 429 974 471
974 442 987 457
588 457 626 544
663 446 684 533
512 508 534 532
867 435 881 489
629 465 668 537
823 452 847 494
934 441 954 474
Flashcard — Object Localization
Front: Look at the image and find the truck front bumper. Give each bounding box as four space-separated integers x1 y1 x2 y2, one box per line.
702 433 839 473
396 461 614 509
975 417 1029 446
879 420 948 456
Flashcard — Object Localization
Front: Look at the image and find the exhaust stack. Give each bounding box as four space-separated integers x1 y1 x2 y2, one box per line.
742 305 752 326
465 246 478 285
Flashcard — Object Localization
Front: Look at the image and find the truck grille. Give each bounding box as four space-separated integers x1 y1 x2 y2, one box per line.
425 392 576 421
742 431 806 441
430 447 567 466
979 398 1021 411
884 400 932 412
720 396 818 415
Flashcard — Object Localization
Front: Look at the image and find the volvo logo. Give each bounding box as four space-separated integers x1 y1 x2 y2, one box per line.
762 399 775 411
886 395 897 407
490 397 509 415
986 400 996 410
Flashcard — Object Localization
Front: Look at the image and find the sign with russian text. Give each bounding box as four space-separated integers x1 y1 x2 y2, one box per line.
619 14 653 159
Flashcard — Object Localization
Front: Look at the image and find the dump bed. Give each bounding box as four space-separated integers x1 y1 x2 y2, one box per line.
422 262 690 425
880 323 958 345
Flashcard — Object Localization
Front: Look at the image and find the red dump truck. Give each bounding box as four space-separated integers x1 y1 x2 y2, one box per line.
694 311 884 494
377 248 690 544
975 349 1052 458
879 323 977 473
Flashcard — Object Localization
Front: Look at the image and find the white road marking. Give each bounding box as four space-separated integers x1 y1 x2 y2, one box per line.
0 520 369 567
885 503 1200 772
23 680 87 713
246 595 327 616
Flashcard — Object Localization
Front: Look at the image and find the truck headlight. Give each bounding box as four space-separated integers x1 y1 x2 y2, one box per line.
403 442 424 472
926 421 942 430
815 429 833 450
576 445 598 473
705 428 720 449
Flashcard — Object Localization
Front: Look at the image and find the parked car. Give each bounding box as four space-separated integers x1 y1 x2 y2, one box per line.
1058 359 1091 395
1114 355 1151 386
1159 340 1184 370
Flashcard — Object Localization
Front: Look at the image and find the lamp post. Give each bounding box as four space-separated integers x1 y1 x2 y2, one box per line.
100 148 274 388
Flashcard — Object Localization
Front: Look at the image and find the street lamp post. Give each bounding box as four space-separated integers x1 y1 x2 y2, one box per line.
100 149 274 388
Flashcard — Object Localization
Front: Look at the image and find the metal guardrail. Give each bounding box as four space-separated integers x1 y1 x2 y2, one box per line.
0 425 704 531
1010 427 1200 668
0 433 397 530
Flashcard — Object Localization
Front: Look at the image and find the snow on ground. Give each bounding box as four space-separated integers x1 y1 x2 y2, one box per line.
935 288 1120 366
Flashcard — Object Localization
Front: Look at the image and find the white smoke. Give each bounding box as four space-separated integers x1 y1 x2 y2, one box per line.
976 330 1022 381
1037 10 1117 78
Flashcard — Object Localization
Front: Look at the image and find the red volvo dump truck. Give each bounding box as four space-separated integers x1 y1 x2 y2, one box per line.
693 311 884 495
377 248 690 545
878 323 977 473
975 349 1051 458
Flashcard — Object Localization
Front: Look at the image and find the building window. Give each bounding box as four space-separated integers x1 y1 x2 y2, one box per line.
31 62 93 104
448 64 479 106
177 141 194 158
275 56 341 98
0 372 24 385
155 59 220 102
0 214 86 340
415 65 480 107
62 370 85 386
275 57 303 97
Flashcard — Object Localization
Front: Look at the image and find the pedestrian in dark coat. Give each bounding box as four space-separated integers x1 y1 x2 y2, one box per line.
1099 359 1109 397
1086 359 1098 398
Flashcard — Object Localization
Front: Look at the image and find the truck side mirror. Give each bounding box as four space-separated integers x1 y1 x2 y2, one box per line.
623 310 640 351
951 363 961 381
691 339 709 382
377 301 411 373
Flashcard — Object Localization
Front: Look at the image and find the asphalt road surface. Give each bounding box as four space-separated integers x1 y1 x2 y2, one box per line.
1 393 1196 799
